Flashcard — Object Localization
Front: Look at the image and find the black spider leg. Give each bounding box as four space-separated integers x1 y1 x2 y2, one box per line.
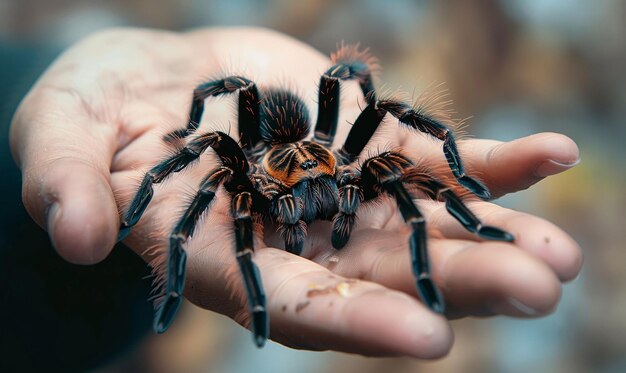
402 169 514 242
231 190 269 347
154 166 232 334
336 100 491 200
386 181 444 313
118 131 234 241
168 76 261 150
360 153 444 313
334 102 386 165
313 57 377 146
379 100 490 199
148 132 268 346
273 192 306 255
331 167 363 249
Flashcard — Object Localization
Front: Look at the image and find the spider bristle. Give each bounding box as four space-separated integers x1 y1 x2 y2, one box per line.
331 41 382 78
270 76 306 100
358 194 395 215
143 239 168 309
203 120 235 139
162 138 187 156
252 215 265 241
178 182 202 208
452 117 473 141
387 145 408 157
400 165 439 198
162 127 192 147
376 84 410 104
177 212 251 317
412 82 466 132
204 60 253 87
114 172 147 219
376 142 398 157
222 243 250 310
411 161 482 200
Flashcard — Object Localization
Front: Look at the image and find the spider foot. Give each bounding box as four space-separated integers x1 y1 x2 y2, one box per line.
416 273 445 314
331 213 355 249
280 221 306 255
285 240 304 255
440 189 514 242
237 251 269 347
478 225 515 242
458 175 491 200
252 305 269 347
331 230 349 250
153 290 184 333
117 225 132 242
153 245 187 333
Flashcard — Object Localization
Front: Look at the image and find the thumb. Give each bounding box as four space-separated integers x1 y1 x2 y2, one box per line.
10 88 120 265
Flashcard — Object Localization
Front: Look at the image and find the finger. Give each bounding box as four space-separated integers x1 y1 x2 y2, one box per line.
187 247 453 358
438 240 562 319
324 229 562 319
460 133 580 197
421 201 583 282
10 88 119 264
402 132 580 198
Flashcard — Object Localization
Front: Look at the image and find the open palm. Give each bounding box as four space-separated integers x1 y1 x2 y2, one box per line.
10 27 582 358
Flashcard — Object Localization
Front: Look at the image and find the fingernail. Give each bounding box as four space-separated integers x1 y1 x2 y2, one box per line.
507 297 538 316
534 158 581 178
493 297 538 316
45 202 61 237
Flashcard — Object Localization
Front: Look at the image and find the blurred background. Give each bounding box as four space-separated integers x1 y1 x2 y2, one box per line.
0 0 624 372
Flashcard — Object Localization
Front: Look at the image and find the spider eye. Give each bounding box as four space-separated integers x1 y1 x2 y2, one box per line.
300 159 318 170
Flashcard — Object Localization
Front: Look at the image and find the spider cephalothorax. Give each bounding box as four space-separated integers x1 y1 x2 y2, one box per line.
118 44 514 347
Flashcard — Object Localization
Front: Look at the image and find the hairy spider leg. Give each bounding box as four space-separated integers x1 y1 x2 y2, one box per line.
118 131 236 241
387 181 444 313
313 46 378 146
401 167 514 241
232 191 269 347
143 132 268 344
359 152 444 313
336 99 492 200
331 167 363 249
166 76 261 150
335 102 386 165
272 193 306 255
154 166 231 333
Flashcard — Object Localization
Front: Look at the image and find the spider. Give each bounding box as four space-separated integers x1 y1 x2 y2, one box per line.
117 44 514 347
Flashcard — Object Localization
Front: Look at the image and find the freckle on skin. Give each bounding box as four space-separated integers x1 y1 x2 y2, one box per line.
544 236 550 244
295 301 310 312
282 305 287 312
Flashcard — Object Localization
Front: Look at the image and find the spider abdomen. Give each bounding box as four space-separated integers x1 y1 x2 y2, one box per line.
259 89 310 144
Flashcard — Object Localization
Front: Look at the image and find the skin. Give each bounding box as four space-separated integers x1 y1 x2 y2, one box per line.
10 27 582 358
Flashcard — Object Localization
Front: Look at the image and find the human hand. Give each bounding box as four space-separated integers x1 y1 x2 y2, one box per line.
10 27 582 358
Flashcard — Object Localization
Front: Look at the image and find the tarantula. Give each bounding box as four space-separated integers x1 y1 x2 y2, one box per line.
118 44 514 347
